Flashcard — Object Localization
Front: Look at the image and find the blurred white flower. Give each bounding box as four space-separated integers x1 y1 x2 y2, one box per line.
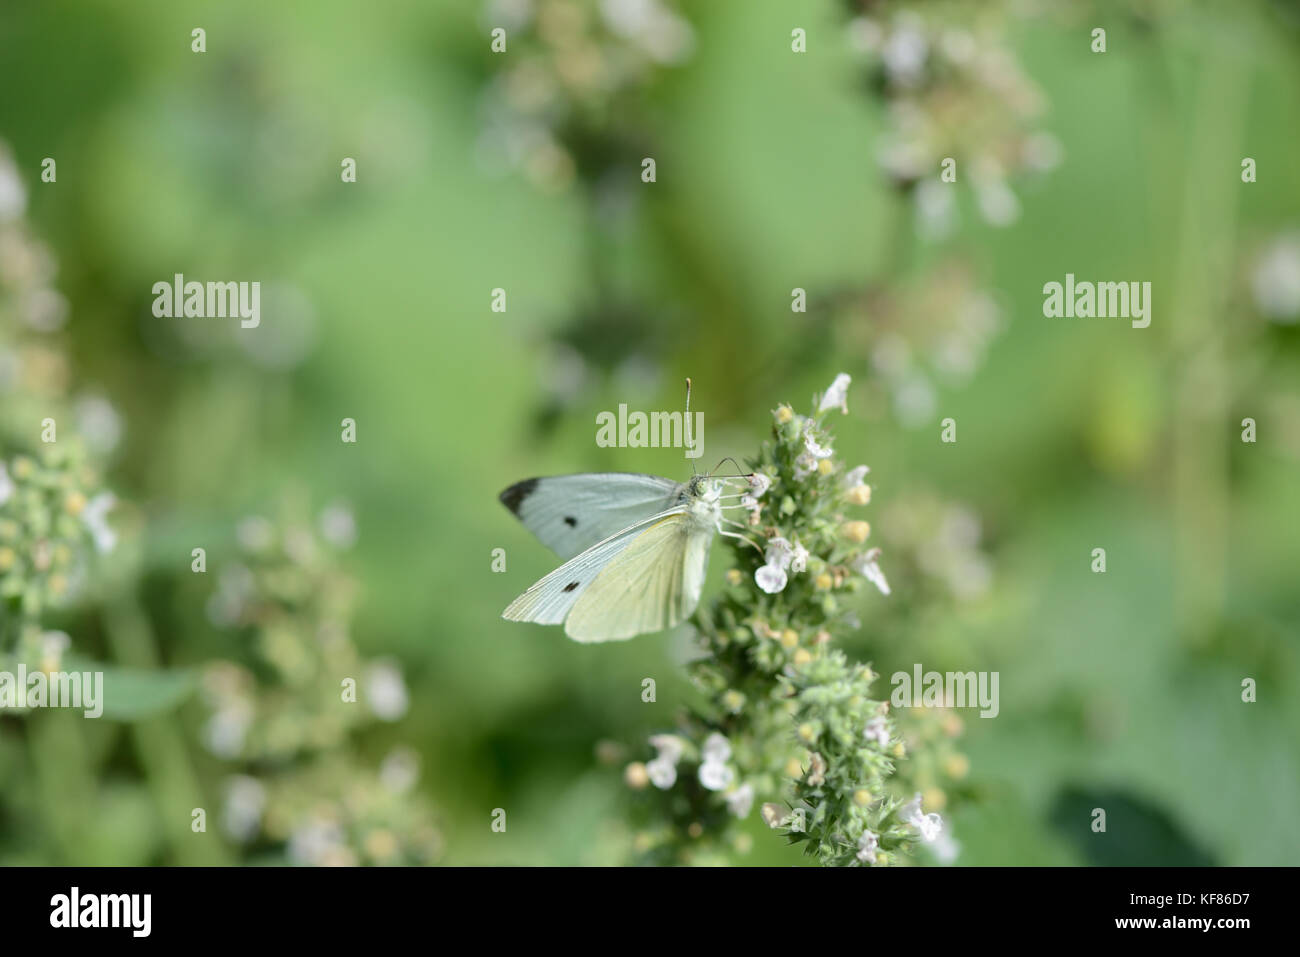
899 792 943 842
852 547 891 596
484 0 534 32
600 0 694 64
931 828 961 864
843 464 871 495
0 462 13 505
380 746 421 795
75 396 123 455
1251 231 1300 323
365 659 409 721
856 829 880 864
22 287 68 331
646 733 683 789
288 815 347 866
725 782 755 818
236 516 275 553
863 715 890 749
203 701 252 758
206 564 255 627
973 172 1020 227
818 373 852 414
754 563 788 594
81 493 117 553
790 542 809 574
646 755 677 789
319 502 357 549
0 149 25 222
763 536 794 571
698 757 733 792
221 775 266 843
40 630 71 671
648 733 683 764
882 15 928 87
702 732 731 763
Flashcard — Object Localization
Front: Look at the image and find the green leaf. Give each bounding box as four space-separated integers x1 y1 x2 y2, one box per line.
62 655 197 721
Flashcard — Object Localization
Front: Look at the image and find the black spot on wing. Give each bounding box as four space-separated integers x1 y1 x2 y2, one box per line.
563 516 577 527
500 478 539 515
563 581 580 592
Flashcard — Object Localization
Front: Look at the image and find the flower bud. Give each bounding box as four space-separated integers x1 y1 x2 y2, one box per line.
843 520 871 543
624 762 650 789
846 484 871 505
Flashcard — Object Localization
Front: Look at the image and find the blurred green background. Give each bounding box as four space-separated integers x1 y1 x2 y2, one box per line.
1 0 1298 865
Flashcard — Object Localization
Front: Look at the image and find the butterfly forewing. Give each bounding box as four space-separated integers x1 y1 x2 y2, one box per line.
499 473 683 560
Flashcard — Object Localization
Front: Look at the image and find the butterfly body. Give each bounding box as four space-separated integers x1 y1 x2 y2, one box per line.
499 471 741 642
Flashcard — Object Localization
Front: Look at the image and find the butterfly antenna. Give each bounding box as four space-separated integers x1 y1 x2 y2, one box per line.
685 377 697 476
712 456 753 480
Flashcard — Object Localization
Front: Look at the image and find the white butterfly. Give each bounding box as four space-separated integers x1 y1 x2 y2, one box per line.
499 470 753 642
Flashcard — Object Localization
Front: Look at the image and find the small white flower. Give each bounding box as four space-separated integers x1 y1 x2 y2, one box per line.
1252 232 1300 322
856 829 880 864
364 660 409 721
794 430 835 479
38 630 71 672
648 734 684 765
764 536 794 570
379 747 420 795
818 373 852 414
221 775 266 843
790 542 809 574
882 17 928 87
698 758 733 792
931 829 961 864
236 516 274 553
288 816 346 867
754 563 788 594
646 756 677 790
803 434 834 460
702 732 732 763
843 465 870 489
852 547 891 596
974 175 1020 228
74 396 123 455
203 702 252 759
81 493 117 553
319 502 358 548
747 472 771 497
863 715 890 749
900 792 943 842
725 783 755 818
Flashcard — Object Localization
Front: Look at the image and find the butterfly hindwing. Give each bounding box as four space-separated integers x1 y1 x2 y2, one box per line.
499 473 684 561
501 507 688 627
565 512 715 643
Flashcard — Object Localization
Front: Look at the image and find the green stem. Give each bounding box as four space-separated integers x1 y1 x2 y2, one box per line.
102 592 231 865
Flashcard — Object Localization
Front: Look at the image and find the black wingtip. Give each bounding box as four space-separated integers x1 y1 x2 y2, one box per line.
499 478 540 515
